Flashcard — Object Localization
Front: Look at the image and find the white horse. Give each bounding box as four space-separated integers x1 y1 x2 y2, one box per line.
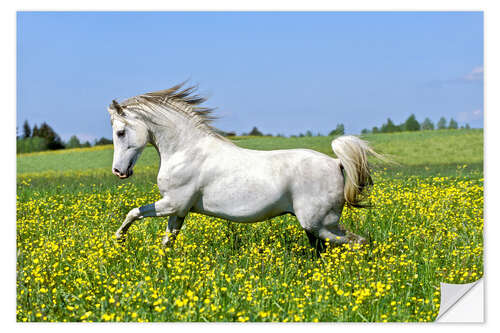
109 83 383 252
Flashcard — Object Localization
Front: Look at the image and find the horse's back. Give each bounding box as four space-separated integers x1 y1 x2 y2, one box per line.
268 148 345 203
194 145 344 222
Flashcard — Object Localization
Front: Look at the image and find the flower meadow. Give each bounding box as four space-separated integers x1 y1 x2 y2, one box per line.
16 133 483 322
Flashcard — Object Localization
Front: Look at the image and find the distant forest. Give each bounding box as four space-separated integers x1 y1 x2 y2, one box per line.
360 114 469 134
16 121 112 154
17 114 474 154
233 114 472 138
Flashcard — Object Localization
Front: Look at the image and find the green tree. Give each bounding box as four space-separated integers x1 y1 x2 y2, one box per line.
95 137 113 146
329 123 345 137
465 124 471 129
372 126 379 134
16 136 48 154
66 135 82 149
403 114 420 131
361 128 369 134
437 117 447 130
305 130 313 137
249 126 263 136
32 125 40 137
421 118 435 130
448 118 458 129
22 120 31 138
381 118 400 133
215 129 237 137
38 122 64 150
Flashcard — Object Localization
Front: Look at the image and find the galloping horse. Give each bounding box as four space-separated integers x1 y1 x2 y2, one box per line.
108 83 383 252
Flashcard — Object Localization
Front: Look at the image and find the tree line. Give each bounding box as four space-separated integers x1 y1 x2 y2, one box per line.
229 123 346 138
360 115 470 134
227 115 472 139
17 120 113 154
18 114 474 154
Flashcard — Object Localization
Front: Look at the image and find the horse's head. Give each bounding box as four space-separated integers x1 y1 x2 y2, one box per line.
108 100 149 179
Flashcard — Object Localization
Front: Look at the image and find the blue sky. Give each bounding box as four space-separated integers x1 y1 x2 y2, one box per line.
17 12 483 142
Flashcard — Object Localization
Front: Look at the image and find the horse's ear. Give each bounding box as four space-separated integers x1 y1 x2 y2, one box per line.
111 100 125 116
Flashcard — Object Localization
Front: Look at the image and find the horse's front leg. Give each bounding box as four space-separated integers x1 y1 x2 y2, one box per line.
114 198 178 241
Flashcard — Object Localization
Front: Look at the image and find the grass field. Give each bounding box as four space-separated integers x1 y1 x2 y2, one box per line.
16 129 483 322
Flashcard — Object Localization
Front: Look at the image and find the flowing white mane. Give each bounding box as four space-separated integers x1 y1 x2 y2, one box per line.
111 82 227 140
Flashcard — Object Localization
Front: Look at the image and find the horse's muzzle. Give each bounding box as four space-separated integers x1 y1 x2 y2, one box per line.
113 168 133 179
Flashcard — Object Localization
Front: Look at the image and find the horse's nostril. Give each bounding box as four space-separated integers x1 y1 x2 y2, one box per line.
113 168 122 175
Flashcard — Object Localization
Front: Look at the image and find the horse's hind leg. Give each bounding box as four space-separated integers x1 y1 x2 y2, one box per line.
299 210 366 251
305 230 326 256
321 211 367 246
161 216 185 247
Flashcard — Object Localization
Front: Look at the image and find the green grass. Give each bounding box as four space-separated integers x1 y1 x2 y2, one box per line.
16 129 483 322
18 129 483 176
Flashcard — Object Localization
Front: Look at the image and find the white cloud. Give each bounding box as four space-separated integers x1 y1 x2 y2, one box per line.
425 65 484 87
458 109 483 123
463 66 483 81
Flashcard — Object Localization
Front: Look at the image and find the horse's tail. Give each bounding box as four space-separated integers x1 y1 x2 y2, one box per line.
331 135 385 208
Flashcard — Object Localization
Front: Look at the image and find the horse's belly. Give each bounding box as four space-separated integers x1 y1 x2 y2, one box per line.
191 188 292 223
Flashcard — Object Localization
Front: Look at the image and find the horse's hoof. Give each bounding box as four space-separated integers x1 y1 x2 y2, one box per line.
115 233 126 244
357 237 368 245
346 231 367 246
162 232 178 248
161 238 174 248
162 240 176 248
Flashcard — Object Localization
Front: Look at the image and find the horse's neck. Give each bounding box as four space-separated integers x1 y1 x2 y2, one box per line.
149 124 224 163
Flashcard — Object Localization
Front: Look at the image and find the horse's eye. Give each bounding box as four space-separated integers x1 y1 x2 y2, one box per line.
117 130 126 138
